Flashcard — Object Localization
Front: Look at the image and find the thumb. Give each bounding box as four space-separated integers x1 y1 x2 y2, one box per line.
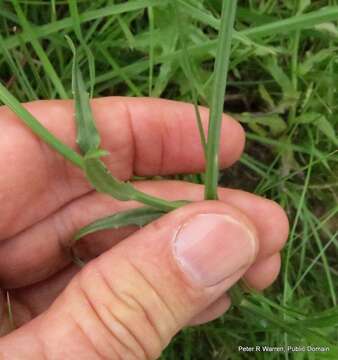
0 201 258 359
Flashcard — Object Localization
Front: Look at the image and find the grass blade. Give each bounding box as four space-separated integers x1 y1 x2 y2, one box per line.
68 0 96 97
4 0 166 51
4 4 338 53
100 47 142 96
74 207 165 241
175 3 207 156
242 6 338 38
68 37 100 155
12 0 68 99
0 34 38 101
204 1 237 200
148 6 155 96
283 149 313 305
178 1 338 38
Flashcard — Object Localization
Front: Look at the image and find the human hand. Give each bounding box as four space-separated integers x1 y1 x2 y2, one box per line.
0 97 288 359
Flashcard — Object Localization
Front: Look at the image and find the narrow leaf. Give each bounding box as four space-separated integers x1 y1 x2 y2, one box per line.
175 3 207 156
12 0 68 99
296 112 338 146
204 1 237 200
68 0 96 97
317 116 338 147
84 158 134 201
263 57 296 98
69 38 181 212
293 307 338 328
68 37 100 155
84 158 185 211
75 207 165 241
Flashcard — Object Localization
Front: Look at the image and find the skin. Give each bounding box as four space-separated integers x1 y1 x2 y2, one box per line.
0 97 289 359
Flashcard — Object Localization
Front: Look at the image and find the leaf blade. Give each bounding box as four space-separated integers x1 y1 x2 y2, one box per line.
204 1 237 200
68 37 101 155
74 207 165 241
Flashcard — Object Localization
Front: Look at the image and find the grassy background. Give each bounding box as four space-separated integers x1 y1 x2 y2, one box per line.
0 0 337 358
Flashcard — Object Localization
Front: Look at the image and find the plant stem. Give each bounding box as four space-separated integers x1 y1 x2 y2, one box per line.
204 0 237 200
0 82 84 168
148 5 155 96
132 189 187 211
0 82 179 213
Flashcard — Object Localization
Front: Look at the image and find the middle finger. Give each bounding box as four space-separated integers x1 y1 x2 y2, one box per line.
0 180 289 288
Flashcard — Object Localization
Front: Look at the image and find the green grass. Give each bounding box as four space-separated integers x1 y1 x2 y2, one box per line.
0 0 337 359
204 0 237 200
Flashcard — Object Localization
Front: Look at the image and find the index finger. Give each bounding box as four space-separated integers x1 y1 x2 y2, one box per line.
0 97 245 239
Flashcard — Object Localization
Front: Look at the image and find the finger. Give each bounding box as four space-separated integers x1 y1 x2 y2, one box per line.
0 181 288 288
5 253 281 328
12 265 79 320
0 201 258 359
0 265 79 335
244 253 281 291
9 254 281 328
1 97 245 239
8 255 280 329
188 254 283 327
188 295 231 326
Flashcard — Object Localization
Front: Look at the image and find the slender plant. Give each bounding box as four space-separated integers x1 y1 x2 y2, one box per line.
204 0 237 200
0 2 238 245
1 2 338 351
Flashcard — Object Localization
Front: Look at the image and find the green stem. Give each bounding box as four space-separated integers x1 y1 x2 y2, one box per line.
0 81 179 213
193 100 207 157
131 189 187 211
0 82 84 168
289 28 300 123
204 0 237 200
148 6 155 96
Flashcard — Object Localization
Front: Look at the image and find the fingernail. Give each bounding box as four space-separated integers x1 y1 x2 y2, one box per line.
173 213 257 287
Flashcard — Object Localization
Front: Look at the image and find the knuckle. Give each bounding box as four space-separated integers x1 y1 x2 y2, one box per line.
103 101 134 180
75 259 178 360
75 265 142 360
265 199 290 249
